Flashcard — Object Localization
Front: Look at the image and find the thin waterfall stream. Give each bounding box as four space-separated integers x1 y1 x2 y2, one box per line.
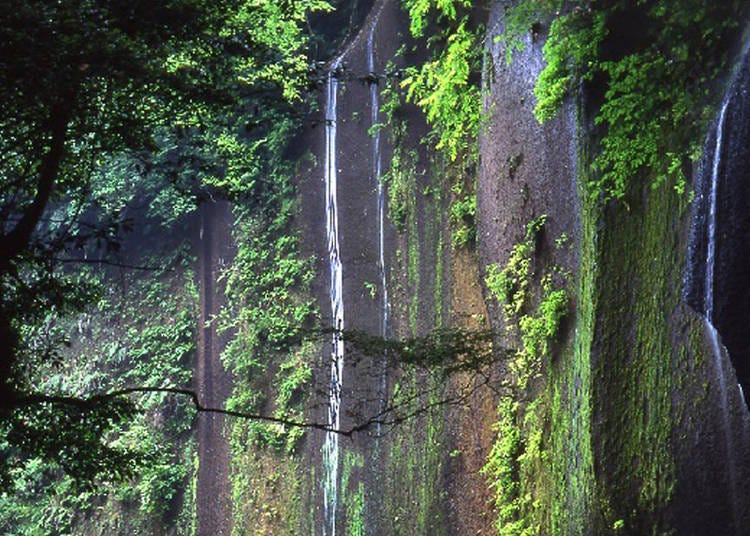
703 97 740 528
320 7 390 532
323 60 345 536
367 16 390 437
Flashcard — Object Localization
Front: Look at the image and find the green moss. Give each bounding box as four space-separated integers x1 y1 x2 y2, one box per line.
215 167 316 534
342 453 365 536
588 181 682 533
449 179 477 247
308 466 316 536
428 160 447 328
380 155 449 534
485 214 569 392
230 452 306 536
483 396 540 536
537 117 687 535
385 122 419 233
501 0 746 200
408 195 421 336
547 143 599 534
434 217 445 328
383 373 446 535
483 210 573 534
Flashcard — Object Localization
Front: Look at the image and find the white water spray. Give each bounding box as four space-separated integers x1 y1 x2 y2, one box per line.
323 61 345 536
367 20 390 433
704 98 741 528
705 101 727 325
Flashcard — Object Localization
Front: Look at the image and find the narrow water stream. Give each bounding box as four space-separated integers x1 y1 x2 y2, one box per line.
323 61 345 536
321 7 388 532
367 18 389 437
703 98 740 528
705 101 727 327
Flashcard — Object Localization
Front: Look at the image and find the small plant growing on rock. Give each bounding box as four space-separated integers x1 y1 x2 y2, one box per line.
484 214 567 389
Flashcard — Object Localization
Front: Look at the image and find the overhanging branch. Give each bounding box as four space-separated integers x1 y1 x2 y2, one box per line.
0 92 76 266
15 379 495 438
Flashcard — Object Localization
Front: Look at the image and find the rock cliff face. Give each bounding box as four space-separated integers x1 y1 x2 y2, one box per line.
477 5 750 535
296 1 496 534
195 202 234 536
288 2 750 535
687 47 750 394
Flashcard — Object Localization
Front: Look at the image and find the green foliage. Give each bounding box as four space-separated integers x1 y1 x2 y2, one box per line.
403 0 471 38
485 215 546 321
483 397 531 536
221 211 316 452
501 0 745 199
483 374 553 536
399 0 482 249
364 281 377 300
221 0 333 102
0 0 330 498
383 122 419 233
402 18 482 162
337 327 499 378
516 275 567 380
496 0 562 64
215 158 316 532
0 467 94 536
483 217 569 534
87 270 198 519
449 181 477 247
0 260 198 533
591 49 696 199
527 6 606 123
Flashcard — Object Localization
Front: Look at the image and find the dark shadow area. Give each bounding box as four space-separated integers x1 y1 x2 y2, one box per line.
307 0 376 61
686 49 750 405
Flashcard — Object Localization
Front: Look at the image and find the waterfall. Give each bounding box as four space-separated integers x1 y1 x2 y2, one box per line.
705 100 728 324
323 61 345 536
367 18 390 433
703 98 740 528
321 7 387 533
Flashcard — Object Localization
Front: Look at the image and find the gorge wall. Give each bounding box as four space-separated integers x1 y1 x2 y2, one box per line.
197 2 750 535
477 6 750 536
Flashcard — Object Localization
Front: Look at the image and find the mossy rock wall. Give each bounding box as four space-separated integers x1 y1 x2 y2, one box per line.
479 3 750 535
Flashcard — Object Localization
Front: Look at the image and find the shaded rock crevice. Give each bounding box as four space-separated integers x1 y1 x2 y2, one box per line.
686 47 750 396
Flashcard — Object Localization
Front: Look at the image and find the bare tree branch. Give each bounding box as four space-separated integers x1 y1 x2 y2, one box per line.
13 376 497 438
0 90 77 265
52 258 174 272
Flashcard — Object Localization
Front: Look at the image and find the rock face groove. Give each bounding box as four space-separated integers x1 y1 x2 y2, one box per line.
687 48 750 395
195 201 234 536
266 3 750 534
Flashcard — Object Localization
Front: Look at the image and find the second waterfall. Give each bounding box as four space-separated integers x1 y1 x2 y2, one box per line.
322 61 345 536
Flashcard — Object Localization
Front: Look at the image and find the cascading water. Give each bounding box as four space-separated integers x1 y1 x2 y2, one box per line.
323 60 345 536
367 17 390 434
705 100 729 338
702 97 740 527
369 26 387 343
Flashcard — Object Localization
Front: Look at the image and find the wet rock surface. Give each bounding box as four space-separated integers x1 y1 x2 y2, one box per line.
194 201 234 536
293 2 750 534
298 1 498 533
478 5 580 325
707 51 750 391
686 49 750 389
